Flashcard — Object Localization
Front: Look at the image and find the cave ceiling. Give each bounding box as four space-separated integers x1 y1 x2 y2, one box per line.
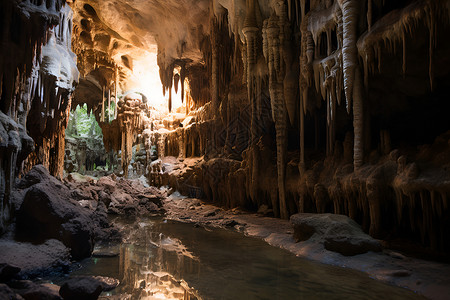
68 0 280 111
68 0 213 110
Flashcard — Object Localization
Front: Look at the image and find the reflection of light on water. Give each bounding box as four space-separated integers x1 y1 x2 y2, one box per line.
77 217 421 300
135 271 198 300
114 219 201 300
159 236 197 260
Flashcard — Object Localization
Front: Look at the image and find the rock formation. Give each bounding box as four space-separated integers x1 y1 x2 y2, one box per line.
0 0 78 232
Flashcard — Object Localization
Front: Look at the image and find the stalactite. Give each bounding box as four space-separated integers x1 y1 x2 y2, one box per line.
242 0 260 203
281 4 299 127
211 17 220 112
402 29 406 76
339 0 360 114
352 67 364 170
174 73 180 94
428 11 435 90
101 86 105 122
180 64 186 104
263 6 289 219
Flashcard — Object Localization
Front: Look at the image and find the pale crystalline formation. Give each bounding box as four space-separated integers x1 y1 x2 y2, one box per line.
0 0 78 232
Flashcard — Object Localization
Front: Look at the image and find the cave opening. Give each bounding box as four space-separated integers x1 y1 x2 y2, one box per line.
65 104 108 175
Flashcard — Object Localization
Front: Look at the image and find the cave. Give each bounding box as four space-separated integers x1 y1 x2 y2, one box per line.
1 0 450 299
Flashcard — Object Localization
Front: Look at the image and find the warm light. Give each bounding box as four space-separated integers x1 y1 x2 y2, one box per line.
152 292 167 299
126 51 184 113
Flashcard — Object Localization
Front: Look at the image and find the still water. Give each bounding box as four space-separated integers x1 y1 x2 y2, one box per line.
72 216 424 300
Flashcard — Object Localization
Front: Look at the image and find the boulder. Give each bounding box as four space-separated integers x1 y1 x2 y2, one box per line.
97 191 111 207
59 277 105 300
16 165 62 190
0 263 21 282
0 283 23 300
92 276 120 291
290 213 382 256
17 282 62 300
16 166 96 260
0 240 70 279
96 177 116 194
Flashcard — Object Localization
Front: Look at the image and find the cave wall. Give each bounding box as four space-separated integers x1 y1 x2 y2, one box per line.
0 0 78 232
148 0 450 253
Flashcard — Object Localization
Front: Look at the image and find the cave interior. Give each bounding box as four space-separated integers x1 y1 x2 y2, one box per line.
1 0 450 298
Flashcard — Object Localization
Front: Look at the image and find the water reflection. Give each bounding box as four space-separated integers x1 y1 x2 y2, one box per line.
109 218 201 299
73 217 424 300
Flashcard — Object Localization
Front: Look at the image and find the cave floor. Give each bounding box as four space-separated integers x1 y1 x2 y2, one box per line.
1 169 450 299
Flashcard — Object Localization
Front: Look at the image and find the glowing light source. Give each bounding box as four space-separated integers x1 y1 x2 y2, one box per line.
126 51 184 113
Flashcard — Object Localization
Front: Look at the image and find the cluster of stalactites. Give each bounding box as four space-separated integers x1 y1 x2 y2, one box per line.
157 50 188 113
299 0 449 113
358 0 445 91
0 0 64 119
25 2 79 179
0 0 76 170
296 0 449 169
0 0 75 231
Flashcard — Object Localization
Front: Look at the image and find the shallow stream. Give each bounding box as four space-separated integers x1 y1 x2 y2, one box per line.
71 216 424 299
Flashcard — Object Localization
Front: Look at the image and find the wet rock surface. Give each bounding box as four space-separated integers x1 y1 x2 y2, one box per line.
1 280 62 300
0 283 23 300
9 165 163 263
291 213 382 256
15 281 62 300
59 277 103 300
0 239 70 279
0 164 162 294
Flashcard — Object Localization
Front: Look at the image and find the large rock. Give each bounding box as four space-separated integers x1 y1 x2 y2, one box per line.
16 166 96 260
59 277 104 300
91 276 120 291
15 281 62 300
290 213 382 256
96 177 116 194
7 280 62 300
0 283 23 300
0 239 70 279
0 264 21 282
